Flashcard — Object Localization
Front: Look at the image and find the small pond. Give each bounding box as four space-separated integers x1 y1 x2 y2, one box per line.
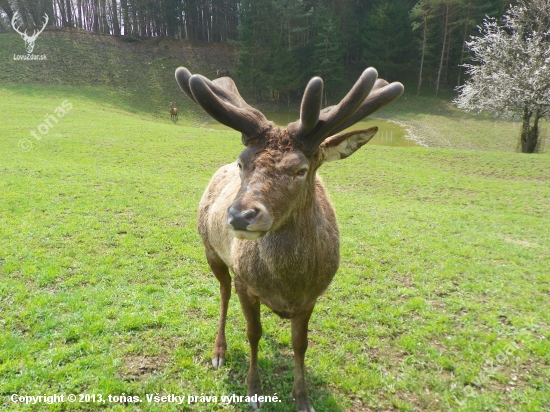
203 112 419 147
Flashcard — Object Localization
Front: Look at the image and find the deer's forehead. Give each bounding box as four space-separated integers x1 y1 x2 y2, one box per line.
239 146 308 170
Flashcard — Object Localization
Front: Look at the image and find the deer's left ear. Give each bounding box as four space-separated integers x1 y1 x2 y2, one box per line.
319 127 378 162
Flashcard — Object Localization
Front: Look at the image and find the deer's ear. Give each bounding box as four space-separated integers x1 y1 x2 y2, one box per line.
319 127 378 162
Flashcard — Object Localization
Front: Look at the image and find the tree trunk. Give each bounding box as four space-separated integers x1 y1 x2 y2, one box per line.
100 0 109 34
15 0 30 26
521 106 540 153
444 17 453 86
58 0 67 27
66 0 73 28
120 0 129 35
435 2 449 97
86 0 92 30
0 0 15 23
81 0 87 30
92 0 100 33
131 0 138 36
77 0 83 29
49 0 57 27
457 2 471 87
111 0 120 36
138 3 146 36
417 15 428 96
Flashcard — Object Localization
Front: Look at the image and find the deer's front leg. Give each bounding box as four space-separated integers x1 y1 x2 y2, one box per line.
235 281 263 410
291 304 316 412
206 249 231 370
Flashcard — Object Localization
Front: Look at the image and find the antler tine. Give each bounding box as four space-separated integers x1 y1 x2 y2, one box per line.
176 67 272 143
188 74 272 143
371 78 391 93
330 81 404 135
301 68 378 154
175 67 197 104
288 77 323 137
205 76 250 109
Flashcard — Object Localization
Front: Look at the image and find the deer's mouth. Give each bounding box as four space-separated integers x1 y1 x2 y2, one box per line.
231 229 265 240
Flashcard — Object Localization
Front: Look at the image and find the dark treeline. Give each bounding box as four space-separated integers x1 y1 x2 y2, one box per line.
0 0 514 100
0 0 242 40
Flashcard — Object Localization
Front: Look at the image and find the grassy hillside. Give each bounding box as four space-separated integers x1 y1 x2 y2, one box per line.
1 81 549 411
0 29 236 119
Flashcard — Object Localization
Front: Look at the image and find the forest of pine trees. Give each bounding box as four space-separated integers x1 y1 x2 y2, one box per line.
0 0 514 101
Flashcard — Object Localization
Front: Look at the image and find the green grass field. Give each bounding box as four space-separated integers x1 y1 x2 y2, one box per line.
1 81 549 412
374 91 549 153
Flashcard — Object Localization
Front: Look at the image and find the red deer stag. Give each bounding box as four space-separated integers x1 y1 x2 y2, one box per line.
175 67 403 411
169 102 178 120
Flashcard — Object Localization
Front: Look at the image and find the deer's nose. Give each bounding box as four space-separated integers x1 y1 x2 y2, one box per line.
227 207 259 230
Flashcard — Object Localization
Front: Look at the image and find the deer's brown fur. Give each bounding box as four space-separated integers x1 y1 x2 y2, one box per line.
175 66 403 412
169 102 178 120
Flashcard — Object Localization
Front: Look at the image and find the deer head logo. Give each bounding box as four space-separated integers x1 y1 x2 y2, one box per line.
11 12 49 54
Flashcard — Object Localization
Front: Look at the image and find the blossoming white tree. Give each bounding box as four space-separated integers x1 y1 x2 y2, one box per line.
454 0 550 153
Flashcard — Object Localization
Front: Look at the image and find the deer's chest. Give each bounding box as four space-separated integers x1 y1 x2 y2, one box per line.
231 231 339 316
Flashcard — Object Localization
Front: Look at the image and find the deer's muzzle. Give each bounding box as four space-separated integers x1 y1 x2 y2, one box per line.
228 207 258 230
227 201 273 240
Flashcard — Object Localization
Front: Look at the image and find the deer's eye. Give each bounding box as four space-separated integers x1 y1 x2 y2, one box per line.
295 168 308 177
237 162 243 171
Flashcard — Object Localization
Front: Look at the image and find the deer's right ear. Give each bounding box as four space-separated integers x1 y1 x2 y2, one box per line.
319 127 378 163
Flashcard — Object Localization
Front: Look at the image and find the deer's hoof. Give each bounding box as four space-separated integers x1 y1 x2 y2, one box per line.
292 393 315 412
212 355 225 370
247 380 263 410
249 399 263 410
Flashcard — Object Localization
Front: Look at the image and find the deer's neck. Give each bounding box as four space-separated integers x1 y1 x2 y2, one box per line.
256 176 338 271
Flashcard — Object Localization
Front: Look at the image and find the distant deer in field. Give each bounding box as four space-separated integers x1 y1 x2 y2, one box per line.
169 102 178 120
176 66 403 412
216 69 230 78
